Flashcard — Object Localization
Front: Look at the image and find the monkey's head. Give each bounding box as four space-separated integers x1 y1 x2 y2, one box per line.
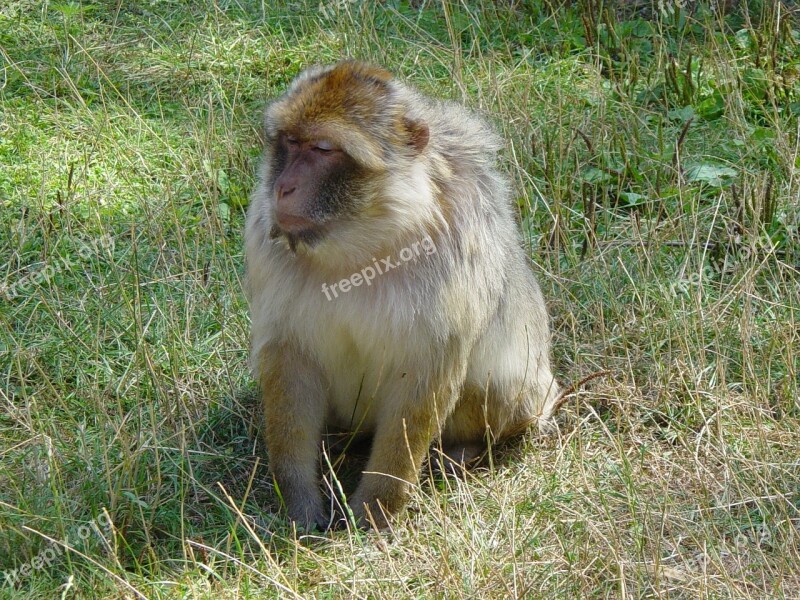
257 61 436 260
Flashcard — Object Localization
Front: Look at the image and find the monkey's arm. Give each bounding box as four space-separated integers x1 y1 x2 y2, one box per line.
258 343 328 531
347 348 468 529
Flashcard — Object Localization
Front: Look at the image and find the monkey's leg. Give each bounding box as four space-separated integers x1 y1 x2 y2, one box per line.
259 345 328 531
435 383 505 477
348 385 459 529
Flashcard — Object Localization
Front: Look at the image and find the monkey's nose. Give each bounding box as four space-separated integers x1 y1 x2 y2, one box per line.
277 184 296 199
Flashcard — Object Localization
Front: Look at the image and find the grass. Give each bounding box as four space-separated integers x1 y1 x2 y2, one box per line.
1 0 798 597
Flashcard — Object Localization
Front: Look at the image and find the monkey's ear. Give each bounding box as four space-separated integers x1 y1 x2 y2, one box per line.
404 118 429 153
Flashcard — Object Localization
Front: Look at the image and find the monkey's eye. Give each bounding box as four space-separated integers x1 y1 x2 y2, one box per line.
313 140 336 152
285 135 300 146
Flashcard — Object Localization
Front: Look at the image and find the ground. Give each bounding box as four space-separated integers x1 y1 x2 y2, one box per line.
0 1 798 598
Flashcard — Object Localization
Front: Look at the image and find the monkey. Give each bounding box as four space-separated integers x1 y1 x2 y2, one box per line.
244 60 559 531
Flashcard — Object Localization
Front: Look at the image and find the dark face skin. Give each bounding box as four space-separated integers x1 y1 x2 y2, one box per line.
268 132 363 250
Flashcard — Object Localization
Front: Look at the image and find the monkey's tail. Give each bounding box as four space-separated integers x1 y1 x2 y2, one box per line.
513 369 612 438
549 369 612 416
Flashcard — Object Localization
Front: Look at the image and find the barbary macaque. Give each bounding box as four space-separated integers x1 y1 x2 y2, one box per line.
245 60 559 530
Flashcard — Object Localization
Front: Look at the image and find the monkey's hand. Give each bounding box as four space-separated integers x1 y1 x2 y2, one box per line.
282 490 328 533
347 490 397 531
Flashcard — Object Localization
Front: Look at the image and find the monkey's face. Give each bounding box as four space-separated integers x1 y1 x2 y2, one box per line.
260 61 431 257
267 131 368 251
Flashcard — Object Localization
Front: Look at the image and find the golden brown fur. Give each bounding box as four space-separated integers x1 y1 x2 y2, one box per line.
245 60 559 530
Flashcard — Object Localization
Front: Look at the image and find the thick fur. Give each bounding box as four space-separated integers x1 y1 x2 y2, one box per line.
245 61 559 529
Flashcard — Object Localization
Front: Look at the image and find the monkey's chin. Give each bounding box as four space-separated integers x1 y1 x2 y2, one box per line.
269 223 325 253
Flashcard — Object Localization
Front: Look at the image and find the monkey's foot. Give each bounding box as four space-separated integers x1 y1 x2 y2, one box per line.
433 443 484 477
536 413 560 436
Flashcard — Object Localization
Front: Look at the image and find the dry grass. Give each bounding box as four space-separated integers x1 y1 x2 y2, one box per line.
0 1 798 598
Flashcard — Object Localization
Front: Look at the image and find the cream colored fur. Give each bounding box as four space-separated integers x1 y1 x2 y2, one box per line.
245 62 559 529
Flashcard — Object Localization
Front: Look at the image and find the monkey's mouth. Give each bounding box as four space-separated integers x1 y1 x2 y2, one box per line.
269 223 326 252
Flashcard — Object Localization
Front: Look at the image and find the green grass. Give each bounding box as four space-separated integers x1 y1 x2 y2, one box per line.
1 0 798 597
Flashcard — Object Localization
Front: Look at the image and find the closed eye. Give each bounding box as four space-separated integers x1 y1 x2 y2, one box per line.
313 140 336 152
